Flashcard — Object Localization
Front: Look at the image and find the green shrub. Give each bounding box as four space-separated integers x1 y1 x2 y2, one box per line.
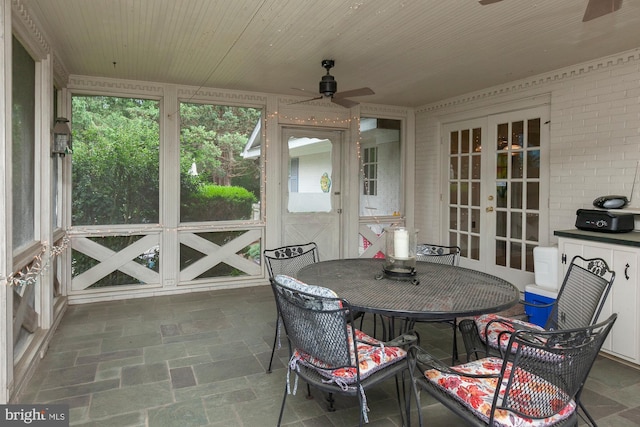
181 184 257 222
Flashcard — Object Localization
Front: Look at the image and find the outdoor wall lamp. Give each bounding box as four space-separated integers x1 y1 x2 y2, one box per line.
52 117 72 157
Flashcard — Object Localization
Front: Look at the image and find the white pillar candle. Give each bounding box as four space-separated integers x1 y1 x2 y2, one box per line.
394 228 409 259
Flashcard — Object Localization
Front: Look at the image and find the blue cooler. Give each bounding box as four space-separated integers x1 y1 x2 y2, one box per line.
524 284 557 327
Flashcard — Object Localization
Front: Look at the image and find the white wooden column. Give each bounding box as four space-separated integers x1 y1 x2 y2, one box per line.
37 55 53 329
0 0 13 404
161 84 179 289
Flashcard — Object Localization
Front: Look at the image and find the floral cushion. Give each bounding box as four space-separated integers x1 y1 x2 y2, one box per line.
475 314 546 353
291 326 406 384
424 357 576 427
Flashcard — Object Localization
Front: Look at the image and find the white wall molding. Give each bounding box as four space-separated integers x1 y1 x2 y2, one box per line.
68 75 165 97
417 47 640 114
11 0 48 59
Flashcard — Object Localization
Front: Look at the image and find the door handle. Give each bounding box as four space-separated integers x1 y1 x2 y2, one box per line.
486 207 494 212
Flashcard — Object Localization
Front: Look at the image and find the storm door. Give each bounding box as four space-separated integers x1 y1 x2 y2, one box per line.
282 128 343 260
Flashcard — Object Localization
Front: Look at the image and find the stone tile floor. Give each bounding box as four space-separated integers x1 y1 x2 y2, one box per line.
16 285 640 426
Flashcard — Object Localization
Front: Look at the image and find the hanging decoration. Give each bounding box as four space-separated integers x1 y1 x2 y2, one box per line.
7 234 70 287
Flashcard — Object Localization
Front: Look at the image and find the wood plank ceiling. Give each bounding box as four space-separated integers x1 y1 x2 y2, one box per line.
22 0 640 107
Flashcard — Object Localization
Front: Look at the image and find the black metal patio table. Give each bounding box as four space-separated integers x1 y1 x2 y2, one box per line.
297 258 519 322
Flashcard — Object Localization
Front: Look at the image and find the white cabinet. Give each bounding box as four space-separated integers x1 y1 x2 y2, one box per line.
557 235 639 364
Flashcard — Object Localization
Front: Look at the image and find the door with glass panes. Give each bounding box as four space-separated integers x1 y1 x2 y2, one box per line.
444 106 549 285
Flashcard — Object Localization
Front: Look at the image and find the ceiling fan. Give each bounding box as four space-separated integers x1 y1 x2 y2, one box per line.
478 0 622 22
293 60 375 108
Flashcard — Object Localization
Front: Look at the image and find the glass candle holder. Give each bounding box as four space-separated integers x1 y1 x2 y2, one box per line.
383 226 418 278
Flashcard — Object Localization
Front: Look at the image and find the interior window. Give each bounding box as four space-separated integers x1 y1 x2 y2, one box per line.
359 118 401 217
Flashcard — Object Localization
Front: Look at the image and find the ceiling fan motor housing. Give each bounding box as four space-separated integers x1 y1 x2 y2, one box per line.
320 74 337 96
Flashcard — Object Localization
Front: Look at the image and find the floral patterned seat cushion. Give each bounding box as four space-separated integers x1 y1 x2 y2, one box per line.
424 357 576 427
292 326 406 384
475 314 546 353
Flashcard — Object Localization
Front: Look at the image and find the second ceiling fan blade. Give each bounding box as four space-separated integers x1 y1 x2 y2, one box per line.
331 97 359 108
289 96 323 105
583 0 622 22
333 87 375 99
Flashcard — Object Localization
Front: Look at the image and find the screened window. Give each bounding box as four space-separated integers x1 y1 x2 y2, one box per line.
179 102 262 222
71 96 160 225
12 36 36 254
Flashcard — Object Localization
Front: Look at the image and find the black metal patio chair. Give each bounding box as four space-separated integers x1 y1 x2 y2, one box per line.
458 255 615 426
409 313 617 427
263 242 319 373
459 255 615 362
272 274 414 426
412 243 462 364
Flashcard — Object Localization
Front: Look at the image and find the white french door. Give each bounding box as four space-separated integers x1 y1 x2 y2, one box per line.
443 106 550 286
281 127 343 261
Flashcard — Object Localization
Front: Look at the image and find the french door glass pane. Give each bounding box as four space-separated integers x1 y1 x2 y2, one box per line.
511 212 522 239
496 182 507 208
493 116 542 272
461 208 469 232
471 209 480 233
512 153 524 179
496 240 506 266
471 182 480 206
510 242 522 269
527 213 540 242
449 207 457 229
527 151 540 178
527 182 540 209
511 182 523 209
528 119 541 147
496 211 507 237
448 127 482 261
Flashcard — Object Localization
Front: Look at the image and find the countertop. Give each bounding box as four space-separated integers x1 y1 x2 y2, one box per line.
554 229 640 247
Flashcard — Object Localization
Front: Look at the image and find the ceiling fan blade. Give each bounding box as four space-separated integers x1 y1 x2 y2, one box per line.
333 87 375 99
478 0 503 5
332 97 359 108
291 87 313 95
289 96 323 105
583 0 622 22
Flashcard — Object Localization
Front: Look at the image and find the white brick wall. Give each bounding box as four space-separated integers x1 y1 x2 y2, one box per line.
415 48 640 245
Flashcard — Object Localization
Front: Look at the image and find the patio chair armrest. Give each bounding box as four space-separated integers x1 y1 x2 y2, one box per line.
384 333 418 348
409 345 501 379
521 299 554 309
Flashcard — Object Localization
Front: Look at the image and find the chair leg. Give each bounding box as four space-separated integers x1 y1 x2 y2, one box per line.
579 400 598 427
458 318 485 362
306 383 312 399
393 375 405 427
267 315 280 373
277 382 288 426
451 319 459 365
326 392 336 412
407 354 423 427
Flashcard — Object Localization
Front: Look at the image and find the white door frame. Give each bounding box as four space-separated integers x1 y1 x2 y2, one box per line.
441 105 550 288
